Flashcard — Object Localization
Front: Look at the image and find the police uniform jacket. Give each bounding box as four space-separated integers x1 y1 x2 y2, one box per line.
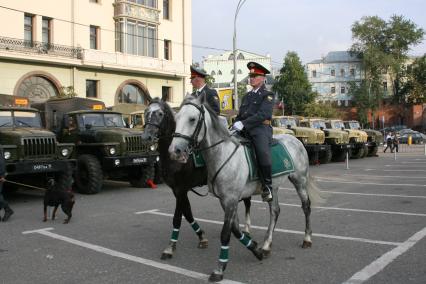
235 84 273 137
192 85 220 115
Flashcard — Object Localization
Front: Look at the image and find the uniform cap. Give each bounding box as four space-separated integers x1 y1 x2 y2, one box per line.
190 65 209 79
247 61 270 76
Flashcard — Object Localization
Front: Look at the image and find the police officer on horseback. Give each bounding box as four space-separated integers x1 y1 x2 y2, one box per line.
190 65 220 115
233 62 274 202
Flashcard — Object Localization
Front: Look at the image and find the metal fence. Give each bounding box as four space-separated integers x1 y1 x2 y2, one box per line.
380 143 426 154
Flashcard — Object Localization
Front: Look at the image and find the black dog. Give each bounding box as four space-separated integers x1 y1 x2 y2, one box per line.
43 179 75 224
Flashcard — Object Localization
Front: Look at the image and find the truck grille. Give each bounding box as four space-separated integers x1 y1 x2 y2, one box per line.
23 137 56 158
126 135 148 153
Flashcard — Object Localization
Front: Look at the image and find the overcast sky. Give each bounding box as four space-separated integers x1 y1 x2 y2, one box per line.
192 0 426 67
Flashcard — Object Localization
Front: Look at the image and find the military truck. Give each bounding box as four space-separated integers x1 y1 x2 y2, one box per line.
32 97 159 194
326 119 368 159
272 116 330 164
226 114 294 136
344 120 383 156
110 103 147 130
0 94 75 191
300 118 350 162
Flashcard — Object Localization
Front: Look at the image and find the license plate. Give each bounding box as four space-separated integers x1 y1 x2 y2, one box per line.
33 164 53 171
132 157 147 164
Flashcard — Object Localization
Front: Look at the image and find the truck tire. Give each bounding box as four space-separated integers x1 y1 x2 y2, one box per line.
333 149 347 162
368 145 378 157
55 163 74 191
362 145 369 158
351 147 364 159
129 164 155 188
319 148 332 164
75 154 103 194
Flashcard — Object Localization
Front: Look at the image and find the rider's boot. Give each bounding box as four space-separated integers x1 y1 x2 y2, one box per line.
260 166 273 202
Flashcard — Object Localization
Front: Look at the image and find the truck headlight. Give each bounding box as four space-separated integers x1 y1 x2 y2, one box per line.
61 148 69 157
4 151 11 160
150 144 157 151
109 147 116 155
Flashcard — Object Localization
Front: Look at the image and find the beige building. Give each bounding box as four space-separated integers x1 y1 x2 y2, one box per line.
0 0 192 107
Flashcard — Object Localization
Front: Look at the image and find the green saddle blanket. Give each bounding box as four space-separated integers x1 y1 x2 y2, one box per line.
192 142 295 181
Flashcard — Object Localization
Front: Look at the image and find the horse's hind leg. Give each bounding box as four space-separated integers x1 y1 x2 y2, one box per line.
181 192 208 249
242 197 251 236
288 174 312 248
262 186 280 258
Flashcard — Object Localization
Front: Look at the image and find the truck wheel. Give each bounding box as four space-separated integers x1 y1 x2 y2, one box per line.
319 148 332 164
333 149 347 162
55 164 74 191
362 145 369 158
129 164 155 188
75 154 103 194
351 147 363 159
368 146 378 157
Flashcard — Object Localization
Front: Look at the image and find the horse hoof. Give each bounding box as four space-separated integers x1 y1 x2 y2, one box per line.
252 248 263 261
160 253 173 260
262 249 271 259
242 231 251 238
301 241 312 248
208 272 223 282
198 239 208 249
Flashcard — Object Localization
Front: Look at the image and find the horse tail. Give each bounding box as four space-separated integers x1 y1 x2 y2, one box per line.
306 173 326 206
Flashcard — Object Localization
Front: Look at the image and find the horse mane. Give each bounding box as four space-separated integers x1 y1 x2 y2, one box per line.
151 97 175 136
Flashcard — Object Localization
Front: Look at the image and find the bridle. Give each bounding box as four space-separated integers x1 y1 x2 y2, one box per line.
172 101 207 154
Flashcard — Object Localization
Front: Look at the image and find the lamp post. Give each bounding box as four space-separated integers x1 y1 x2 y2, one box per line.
233 0 247 111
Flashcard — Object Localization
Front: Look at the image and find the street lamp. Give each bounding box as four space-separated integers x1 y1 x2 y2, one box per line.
233 0 247 111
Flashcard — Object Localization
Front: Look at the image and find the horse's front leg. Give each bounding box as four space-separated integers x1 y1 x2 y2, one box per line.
181 191 208 248
242 197 251 236
161 191 183 260
262 186 280 258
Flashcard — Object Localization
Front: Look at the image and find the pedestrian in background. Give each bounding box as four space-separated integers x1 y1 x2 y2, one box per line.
392 132 399 153
0 147 14 222
383 132 393 153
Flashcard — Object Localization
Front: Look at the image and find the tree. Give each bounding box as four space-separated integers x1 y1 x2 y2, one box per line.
273 51 316 115
350 15 424 107
303 102 341 119
401 54 426 104
58 86 78 98
347 81 371 126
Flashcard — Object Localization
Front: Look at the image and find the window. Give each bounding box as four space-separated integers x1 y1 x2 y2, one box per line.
117 84 148 104
340 69 345 77
162 86 172 101
90 25 99 49
237 53 245 60
89 0 99 3
86 80 98 98
211 71 216 76
42 17 51 47
115 19 157 57
218 70 222 75
331 86 335 93
331 69 335 76
131 0 157 8
312 70 317 77
164 39 171 60
163 0 170 19
341 86 345 94
237 69 242 74
350 68 355 76
24 14 34 45
383 82 387 91
231 70 234 74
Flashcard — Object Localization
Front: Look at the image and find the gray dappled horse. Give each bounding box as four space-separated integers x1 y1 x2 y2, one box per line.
169 95 322 282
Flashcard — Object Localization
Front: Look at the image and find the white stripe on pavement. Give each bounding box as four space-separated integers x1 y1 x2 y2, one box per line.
136 210 401 246
23 227 244 284
317 179 426 188
250 200 426 217
342 226 426 284
343 174 426 179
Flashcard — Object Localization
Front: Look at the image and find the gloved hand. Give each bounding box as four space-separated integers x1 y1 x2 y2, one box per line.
232 121 244 131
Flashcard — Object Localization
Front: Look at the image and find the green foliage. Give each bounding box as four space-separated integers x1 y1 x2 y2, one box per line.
273 51 316 115
401 54 426 104
350 15 424 105
303 102 341 119
347 81 371 125
58 86 78 98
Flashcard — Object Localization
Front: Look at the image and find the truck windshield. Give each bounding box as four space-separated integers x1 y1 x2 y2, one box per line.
349 121 360 129
332 121 345 129
312 121 326 129
80 113 125 128
1 111 42 128
279 118 297 127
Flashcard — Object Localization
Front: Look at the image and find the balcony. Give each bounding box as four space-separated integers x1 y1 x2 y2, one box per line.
114 1 160 24
0 36 82 60
82 49 187 77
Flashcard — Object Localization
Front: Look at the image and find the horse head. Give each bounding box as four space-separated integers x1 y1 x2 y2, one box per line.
169 96 208 163
142 98 174 142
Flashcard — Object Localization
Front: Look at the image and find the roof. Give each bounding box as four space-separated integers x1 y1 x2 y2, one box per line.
204 49 270 61
308 51 360 64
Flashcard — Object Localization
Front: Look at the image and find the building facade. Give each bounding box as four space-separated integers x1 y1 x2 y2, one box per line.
0 0 192 107
202 49 272 88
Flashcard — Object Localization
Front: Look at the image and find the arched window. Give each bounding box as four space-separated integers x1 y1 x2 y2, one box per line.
237 53 245 60
237 69 242 74
16 75 59 103
228 54 234 60
117 83 149 105
211 71 216 76
231 70 234 74
218 70 222 75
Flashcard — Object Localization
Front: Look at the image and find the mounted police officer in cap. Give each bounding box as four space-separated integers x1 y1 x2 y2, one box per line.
190 65 220 115
232 62 274 202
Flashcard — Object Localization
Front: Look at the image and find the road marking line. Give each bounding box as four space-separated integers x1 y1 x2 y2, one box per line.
23 227 244 284
342 226 426 284
317 179 426 188
136 210 401 246
384 169 426 172
344 174 426 179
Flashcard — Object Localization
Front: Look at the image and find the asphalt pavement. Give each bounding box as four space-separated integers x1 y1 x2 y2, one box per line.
0 145 425 284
